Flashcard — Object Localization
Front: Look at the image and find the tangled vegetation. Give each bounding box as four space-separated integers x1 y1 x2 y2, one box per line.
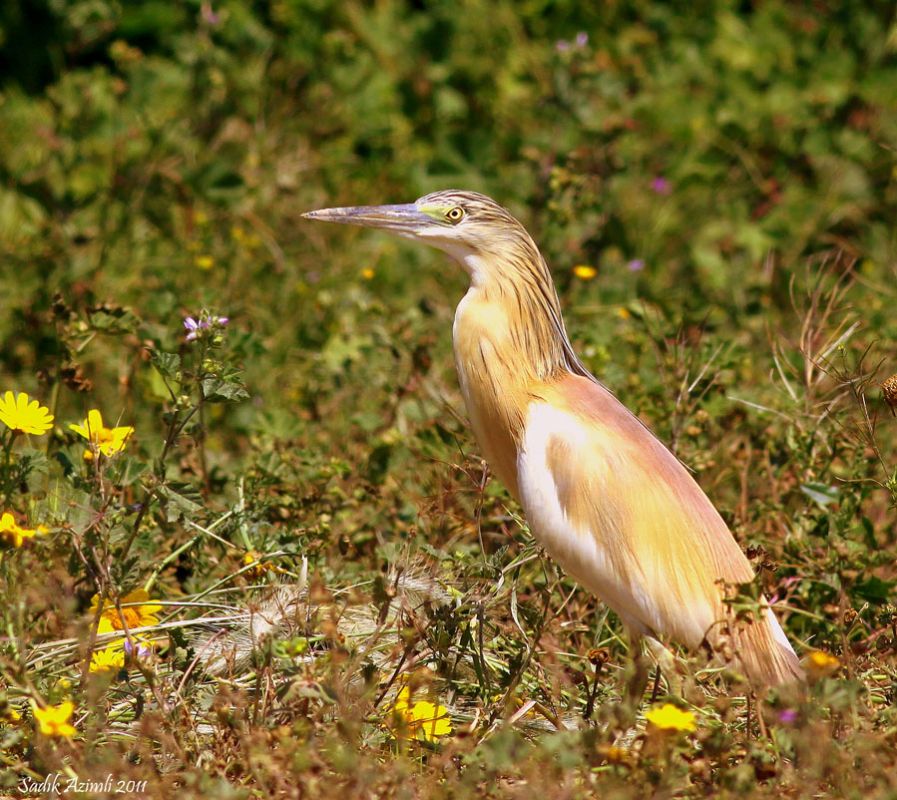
1 1 896 797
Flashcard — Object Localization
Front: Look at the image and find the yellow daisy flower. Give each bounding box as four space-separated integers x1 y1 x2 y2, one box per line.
89 643 126 673
69 409 134 458
645 703 696 733
0 512 47 548
0 391 54 435
388 685 452 742
90 588 162 633
572 264 598 280
32 701 76 738
194 254 215 270
805 650 840 679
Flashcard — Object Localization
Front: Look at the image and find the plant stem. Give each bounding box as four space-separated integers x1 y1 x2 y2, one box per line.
119 405 199 564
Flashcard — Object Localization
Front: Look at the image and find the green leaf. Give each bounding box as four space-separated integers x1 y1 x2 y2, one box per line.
108 456 148 487
151 351 181 381
53 450 76 478
87 305 140 334
801 482 840 508
853 577 895 604
157 483 202 522
365 442 392 485
201 376 249 403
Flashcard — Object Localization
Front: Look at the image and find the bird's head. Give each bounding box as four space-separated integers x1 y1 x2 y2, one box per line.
302 190 534 278
304 189 585 377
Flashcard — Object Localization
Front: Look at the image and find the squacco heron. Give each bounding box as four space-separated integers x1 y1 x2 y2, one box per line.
304 190 803 689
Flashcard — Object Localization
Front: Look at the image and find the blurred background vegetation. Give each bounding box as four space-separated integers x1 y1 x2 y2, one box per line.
1 0 897 796
2 0 897 432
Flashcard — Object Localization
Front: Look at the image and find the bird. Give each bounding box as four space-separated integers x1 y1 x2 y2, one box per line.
303 190 803 690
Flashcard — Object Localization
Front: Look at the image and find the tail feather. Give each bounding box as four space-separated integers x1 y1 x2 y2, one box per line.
727 606 804 687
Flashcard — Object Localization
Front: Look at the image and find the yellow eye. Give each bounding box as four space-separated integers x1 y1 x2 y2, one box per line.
446 206 464 223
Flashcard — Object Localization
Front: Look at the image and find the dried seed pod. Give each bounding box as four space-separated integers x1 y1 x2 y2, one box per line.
882 374 897 415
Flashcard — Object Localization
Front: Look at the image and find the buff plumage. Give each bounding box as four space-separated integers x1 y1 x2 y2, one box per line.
304 190 803 688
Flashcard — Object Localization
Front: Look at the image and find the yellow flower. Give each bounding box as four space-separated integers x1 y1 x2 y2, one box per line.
89 643 126 673
805 650 840 679
32 701 76 738
645 703 696 733
69 409 134 458
0 700 21 724
242 550 282 579
0 391 54 435
573 265 597 280
194 254 215 270
597 743 630 764
388 685 452 742
0 512 46 548
360 267 375 280
90 589 162 633
90 633 154 672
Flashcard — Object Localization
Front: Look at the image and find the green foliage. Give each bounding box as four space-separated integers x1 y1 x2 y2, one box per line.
0 1 896 797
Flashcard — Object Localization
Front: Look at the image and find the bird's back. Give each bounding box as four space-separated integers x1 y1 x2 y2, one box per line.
514 372 802 685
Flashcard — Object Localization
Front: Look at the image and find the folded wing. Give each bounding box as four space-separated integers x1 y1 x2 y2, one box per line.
517 373 802 685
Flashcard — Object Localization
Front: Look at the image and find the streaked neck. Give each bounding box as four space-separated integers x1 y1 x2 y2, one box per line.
455 247 589 383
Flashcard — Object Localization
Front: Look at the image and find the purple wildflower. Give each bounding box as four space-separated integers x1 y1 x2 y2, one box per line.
557 32 588 53
124 638 152 659
184 317 200 342
651 176 672 195
626 259 645 272
777 709 798 725
769 576 801 605
184 314 229 342
201 2 220 25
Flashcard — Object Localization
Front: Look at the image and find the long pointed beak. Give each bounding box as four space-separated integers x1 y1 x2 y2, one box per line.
302 203 429 237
